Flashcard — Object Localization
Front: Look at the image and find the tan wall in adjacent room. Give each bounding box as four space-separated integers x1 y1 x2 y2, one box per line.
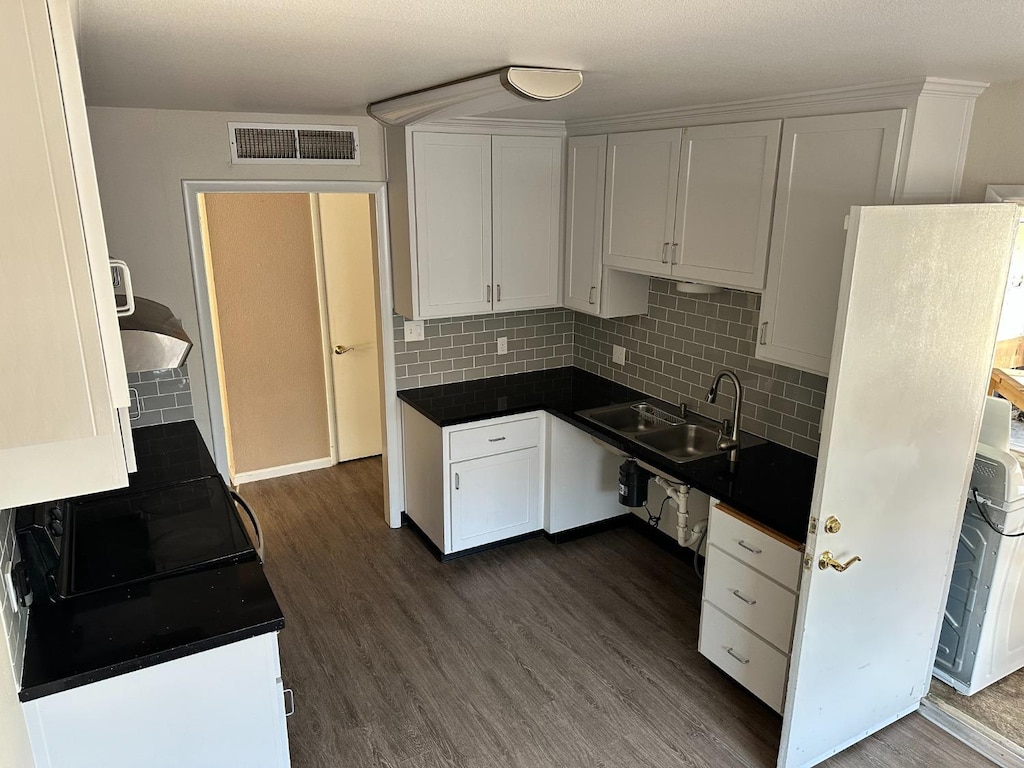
203 193 330 475
87 106 384 450
961 79 1024 202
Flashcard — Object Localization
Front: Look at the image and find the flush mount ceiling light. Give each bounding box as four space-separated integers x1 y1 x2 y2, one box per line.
367 66 583 126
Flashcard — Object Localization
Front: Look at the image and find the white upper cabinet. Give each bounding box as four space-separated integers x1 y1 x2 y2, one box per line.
604 129 682 277
1 0 131 508
671 121 781 290
756 110 905 376
411 132 493 318
392 129 563 320
563 135 650 318
492 136 561 311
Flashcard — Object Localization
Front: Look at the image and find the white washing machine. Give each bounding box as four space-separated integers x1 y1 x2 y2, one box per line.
934 397 1024 695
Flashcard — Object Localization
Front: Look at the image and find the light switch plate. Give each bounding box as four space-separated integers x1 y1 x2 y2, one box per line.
404 320 425 342
612 345 626 366
497 336 508 355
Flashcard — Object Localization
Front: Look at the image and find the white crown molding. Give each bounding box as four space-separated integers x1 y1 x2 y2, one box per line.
411 116 567 136
566 77 989 135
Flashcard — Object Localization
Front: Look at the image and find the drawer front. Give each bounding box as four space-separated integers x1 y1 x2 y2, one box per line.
699 601 789 714
708 506 802 590
448 415 540 462
704 545 796 651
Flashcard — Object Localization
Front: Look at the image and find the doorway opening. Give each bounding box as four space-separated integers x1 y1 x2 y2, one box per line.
183 181 404 527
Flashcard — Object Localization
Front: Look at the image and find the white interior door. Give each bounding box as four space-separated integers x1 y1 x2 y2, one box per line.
318 194 383 462
779 204 1020 768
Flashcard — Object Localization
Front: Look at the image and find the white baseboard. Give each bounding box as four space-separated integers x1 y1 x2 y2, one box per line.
920 697 1024 768
232 456 334 485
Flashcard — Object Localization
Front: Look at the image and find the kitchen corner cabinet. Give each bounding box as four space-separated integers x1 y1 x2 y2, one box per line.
390 129 562 319
563 135 650 318
402 404 544 555
603 122 782 291
698 502 802 713
23 633 290 768
756 110 905 376
1 0 133 508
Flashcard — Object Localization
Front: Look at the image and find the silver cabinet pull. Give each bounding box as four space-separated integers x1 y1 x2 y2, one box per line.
454 472 460 490
731 589 757 606
759 322 768 345
661 242 669 264
486 285 492 303
725 647 750 665
487 436 506 442
588 286 596 305
671 242 680 264
496 284 501 302
283 688 295 717
737 540 762 555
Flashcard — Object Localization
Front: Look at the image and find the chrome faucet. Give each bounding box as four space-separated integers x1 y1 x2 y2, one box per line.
706 369 743 457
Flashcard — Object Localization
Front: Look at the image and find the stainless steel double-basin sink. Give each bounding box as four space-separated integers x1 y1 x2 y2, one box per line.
576 400 763 464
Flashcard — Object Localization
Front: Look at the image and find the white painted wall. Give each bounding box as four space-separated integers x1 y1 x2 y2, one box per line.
87 107 385 448
960 79 1024 203
0 509 33 768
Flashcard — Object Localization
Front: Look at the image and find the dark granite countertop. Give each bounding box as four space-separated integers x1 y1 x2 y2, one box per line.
17 421 285 702
398 367 817 543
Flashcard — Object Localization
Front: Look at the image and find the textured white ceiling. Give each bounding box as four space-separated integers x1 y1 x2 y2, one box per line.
78 0 1024 120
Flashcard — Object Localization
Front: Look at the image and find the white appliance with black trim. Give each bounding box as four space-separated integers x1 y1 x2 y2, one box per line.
934 396 1024 694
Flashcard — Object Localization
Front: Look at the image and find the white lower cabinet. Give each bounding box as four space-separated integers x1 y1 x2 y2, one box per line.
545 414 623 534
699 502 802 714
450 448 540 551
23 633 290 768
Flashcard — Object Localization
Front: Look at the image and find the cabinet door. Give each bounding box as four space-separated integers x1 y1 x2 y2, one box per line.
757 110 905 375
412 132 493 318
671 120 781 290
492 135 562 311
0 0 129 508
449 447 540 552
603 129 682 277
563 135 607 313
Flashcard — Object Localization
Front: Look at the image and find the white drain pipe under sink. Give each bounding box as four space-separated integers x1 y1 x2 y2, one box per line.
655 476 705 548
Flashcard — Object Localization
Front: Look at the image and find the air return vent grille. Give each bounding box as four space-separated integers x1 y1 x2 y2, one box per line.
228 122 360 165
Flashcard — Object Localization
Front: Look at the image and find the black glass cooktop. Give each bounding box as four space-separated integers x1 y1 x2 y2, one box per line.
60 476 256 597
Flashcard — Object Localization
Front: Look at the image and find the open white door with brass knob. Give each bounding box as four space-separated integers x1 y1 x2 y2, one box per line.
777 204 1021 768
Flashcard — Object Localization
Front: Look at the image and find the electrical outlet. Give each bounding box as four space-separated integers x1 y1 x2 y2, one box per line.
404 320 425 342
612 345 626 366
497 336 508 355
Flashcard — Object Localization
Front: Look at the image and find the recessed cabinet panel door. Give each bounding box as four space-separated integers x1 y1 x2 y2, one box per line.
563 135 608 314
0 0 127 508
492 135 562 311
756 111 905 375
412 132 492 318
672 120 781 290
603 129 682 277
449 447 540 552
778 205 1019 768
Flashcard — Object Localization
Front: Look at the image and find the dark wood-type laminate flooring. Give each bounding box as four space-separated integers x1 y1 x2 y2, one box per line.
243 459 992 768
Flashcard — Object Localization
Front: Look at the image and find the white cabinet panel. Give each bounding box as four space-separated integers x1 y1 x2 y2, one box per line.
449 414 541 462
545 415 623 534
708 505 802 591
671 120 781 290
450 447 541 552
24 633 290 768
492 136 562 311
0 0 128 508
564 135 650 318
412 132 493 318
757 110 905 375
603 129 682 276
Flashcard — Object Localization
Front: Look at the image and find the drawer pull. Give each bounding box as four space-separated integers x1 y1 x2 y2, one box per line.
487 436 506 442
725 647 750 665
737 540 762 555
731 589 757 606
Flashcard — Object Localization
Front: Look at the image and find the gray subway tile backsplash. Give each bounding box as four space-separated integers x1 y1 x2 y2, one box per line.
392 281 826 456
127 363 195 428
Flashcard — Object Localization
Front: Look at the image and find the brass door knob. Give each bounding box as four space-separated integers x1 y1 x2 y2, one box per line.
333 345 352 355
823 516 842 534
818 550 862 572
